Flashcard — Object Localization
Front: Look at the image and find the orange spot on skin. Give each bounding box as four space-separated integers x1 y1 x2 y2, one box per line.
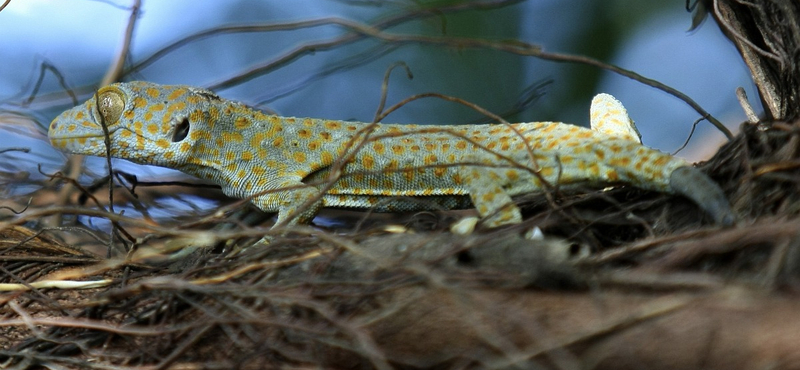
320 132 332 141
147 123 159 135
241 151 254 161
589 163 600 176
294 151 306 163
391 145 404 155
253 111 268 121
298 128 312 139
168 88 187 100
424 154 437 165
133 97 147 109
402 169 414 182
373 142 385 155
167 102 186 112
362 154 375 169
506 170 519 182
235 117 252 129
595 149 606 160
190 130 210 141
324 121 341 130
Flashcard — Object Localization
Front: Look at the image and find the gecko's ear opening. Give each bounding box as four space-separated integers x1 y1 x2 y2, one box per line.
172 117 191 142
96 87 125 126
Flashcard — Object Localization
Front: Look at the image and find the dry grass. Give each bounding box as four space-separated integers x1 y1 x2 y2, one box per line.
1 119 800 369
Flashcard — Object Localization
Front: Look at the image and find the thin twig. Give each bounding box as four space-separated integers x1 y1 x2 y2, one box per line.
101 0 141 85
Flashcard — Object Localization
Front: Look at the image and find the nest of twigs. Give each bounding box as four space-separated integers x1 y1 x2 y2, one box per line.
2 119 800 369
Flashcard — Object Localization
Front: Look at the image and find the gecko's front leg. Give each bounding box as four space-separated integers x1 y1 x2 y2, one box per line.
249 183 324 243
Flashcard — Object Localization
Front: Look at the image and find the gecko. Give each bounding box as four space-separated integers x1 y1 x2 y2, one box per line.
48 81 734 239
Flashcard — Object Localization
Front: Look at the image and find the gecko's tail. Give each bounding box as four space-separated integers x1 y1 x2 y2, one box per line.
669 166 735 226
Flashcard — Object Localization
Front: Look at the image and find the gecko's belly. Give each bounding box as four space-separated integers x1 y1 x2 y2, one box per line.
322 193 474 212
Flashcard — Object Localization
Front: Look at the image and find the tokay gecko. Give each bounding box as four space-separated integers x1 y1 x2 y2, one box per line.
49 82 735 238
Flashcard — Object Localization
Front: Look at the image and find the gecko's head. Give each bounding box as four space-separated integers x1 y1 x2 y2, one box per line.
48 81 224 168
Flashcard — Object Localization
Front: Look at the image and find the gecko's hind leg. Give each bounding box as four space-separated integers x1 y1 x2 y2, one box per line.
458 162 522 229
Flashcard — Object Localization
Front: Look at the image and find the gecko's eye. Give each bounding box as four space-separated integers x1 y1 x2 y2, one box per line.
96 88 125 125
172 117 190 142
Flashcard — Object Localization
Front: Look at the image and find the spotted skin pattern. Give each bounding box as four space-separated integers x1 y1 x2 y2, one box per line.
49 81 734 231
